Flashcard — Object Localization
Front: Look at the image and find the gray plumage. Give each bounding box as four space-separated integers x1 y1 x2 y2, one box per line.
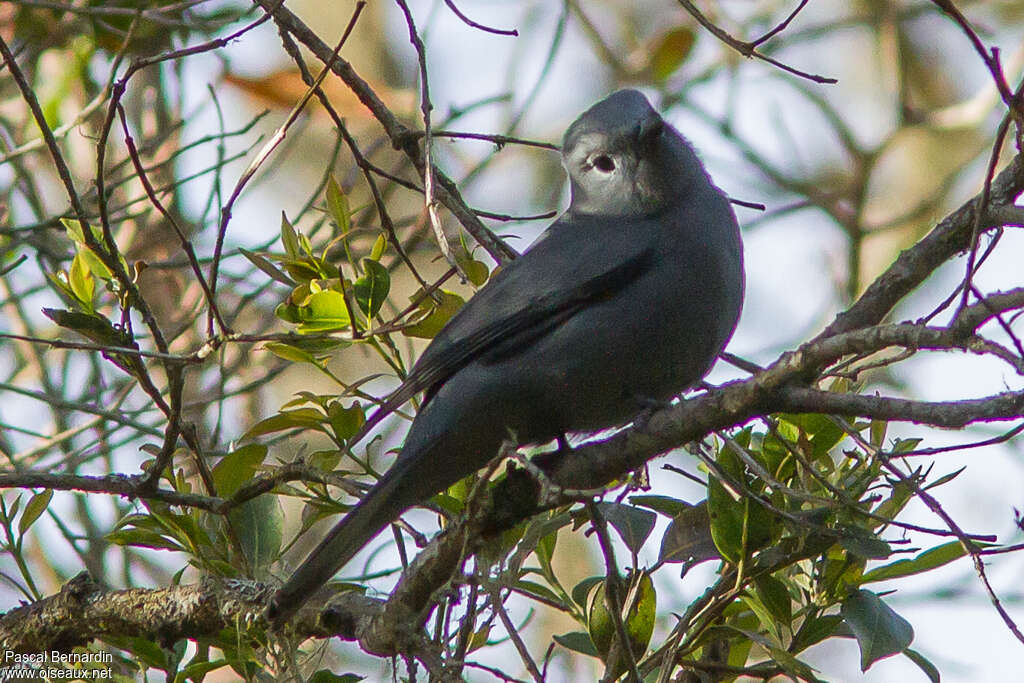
268 89 744 624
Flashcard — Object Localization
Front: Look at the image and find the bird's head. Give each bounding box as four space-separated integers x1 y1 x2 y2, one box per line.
562 89 706 217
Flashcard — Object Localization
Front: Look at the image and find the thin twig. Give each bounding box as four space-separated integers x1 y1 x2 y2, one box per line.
442 0 518 36
676 0 837 84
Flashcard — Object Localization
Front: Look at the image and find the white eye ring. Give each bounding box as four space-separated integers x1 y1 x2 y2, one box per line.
591 154 616 173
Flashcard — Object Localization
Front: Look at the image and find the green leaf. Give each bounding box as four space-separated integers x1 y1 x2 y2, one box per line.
149 508 213 558
109 512 202 557
859 540 969 584
591 501 656 556
42 308 128 347
328 401 365 442
586 571 657 677
401 290 465 339
326 174 351 234
869 418 888 447
455 250 489 287
369 233 388 261
240 248 295 286
650 27 695 82
658 502 718 565
307 450 342 473
707 479 744 563
353 259 390 319
629 494 690 517
229 492 283 570
105 636 170 669
466 624 492 654
264 341 319 364
275 336 350 355
553 631 599 657
69 250 95 309
281 258 326 283
515 579 563 605
80 246 115 281
275 302 302 324
836 525 892 560
106 527 185 552
903 648 941 683
765 646 820 682
0 496 21 526
175 658 230 682
535 529 557 577
298 231 314 258
78 244 116 282
242 409 326 440
871 480 915 528
739 593 783 642
60 220 112 276
791 613 843 653
18 489 53 536
61 217 88 244
571 576 604 610
758 432 794 477
280 212 300 258
296 289 352 334
296 232 311 259
925 466 966 490
782 412 845 459
752 574 792 625
841 589 914 671
212 444 268 497
707 448 775 563
891 437 922 454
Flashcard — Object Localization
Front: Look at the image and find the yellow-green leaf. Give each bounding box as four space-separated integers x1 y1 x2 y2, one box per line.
859 541 970 584
455 250 490 287
84 248 113 281
326 174 351 235
401 290 465 339
650 27 695 82
264 341 318 364
242 409 326 440
296 289 352 334
369 233 388 261
281 211 300 258
19 489 53 536
586 571 657 677
69 250 95 310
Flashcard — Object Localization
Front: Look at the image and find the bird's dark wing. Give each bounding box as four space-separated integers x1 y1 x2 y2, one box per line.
349 214 656 444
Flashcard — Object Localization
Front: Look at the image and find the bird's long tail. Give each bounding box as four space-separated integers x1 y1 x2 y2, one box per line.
267 454 423 626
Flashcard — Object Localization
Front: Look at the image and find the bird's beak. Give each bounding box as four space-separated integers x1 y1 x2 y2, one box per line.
635 116 665 156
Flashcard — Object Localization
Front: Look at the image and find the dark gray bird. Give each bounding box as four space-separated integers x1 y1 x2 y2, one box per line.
268 89 744 624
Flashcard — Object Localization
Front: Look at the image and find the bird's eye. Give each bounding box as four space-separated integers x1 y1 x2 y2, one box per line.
592 155 616 173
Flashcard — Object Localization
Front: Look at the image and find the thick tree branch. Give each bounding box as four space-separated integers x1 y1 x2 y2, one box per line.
307 319 1024 654
0 574 270 653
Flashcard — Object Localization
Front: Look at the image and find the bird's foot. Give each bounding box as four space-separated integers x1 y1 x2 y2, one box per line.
634 396 673 428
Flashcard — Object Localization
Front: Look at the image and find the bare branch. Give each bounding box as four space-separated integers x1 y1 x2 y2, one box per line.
676 0 837 84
